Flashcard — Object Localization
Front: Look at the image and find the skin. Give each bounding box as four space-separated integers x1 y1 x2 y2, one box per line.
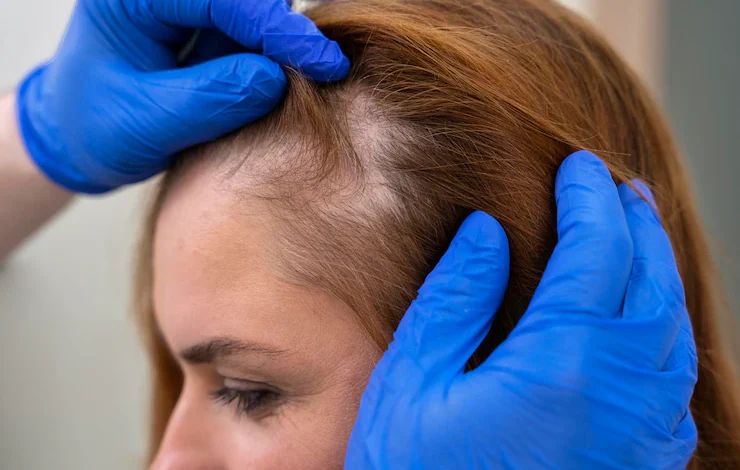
0 94 72 261
151 159 380 469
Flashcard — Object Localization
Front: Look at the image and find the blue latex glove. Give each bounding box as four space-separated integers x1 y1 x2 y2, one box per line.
347 151 698 470
16 0 349 194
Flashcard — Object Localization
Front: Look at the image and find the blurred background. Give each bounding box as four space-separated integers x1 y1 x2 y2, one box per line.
1 0 738 468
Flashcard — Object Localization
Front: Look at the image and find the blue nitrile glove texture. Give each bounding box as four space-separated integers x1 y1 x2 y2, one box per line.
346 150 698 470
16 0 349 194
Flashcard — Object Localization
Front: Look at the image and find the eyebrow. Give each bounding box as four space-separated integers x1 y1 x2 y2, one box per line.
179 337 288 364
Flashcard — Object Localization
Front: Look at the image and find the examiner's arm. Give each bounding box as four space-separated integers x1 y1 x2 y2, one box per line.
0 93 71 261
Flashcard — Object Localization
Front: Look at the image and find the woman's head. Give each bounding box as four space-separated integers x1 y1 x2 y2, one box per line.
137 0 740 468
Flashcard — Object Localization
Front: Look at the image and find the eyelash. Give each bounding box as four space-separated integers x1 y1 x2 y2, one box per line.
211 385 281 417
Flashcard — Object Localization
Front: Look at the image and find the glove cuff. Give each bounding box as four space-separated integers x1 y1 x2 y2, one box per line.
16 64 110 194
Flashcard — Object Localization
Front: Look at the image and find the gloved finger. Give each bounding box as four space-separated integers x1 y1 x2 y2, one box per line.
670 410 698 468
182 29 247 66
662 315 699 428
663 313 697 376
619 181 688 364
374 211 510 385
134 0 350 81
526 150 633 319
133 53 286 175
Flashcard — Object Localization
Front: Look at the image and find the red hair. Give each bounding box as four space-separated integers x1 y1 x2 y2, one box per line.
136 1 740 467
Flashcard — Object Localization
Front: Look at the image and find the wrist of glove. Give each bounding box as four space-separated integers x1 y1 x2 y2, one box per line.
17 63 114 194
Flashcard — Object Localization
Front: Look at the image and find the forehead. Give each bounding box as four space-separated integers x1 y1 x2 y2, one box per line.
151 160 370 361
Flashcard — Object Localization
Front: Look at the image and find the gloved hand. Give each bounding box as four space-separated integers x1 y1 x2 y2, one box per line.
347 151 698 470
16 0 349 193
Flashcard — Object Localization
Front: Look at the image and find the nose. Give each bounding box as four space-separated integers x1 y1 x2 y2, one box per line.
150 388 226 470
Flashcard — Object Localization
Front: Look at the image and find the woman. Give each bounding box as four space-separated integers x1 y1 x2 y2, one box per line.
135 0 740 468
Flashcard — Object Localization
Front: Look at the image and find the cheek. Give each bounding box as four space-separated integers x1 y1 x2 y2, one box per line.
224 418 349 470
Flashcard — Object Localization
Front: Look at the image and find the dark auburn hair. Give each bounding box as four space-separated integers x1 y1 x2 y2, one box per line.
135 0 740 466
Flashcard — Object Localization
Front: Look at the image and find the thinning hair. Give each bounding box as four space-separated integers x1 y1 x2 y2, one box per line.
135 0 740 467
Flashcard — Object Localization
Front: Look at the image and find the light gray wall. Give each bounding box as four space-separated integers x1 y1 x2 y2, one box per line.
665 0 740 317
0 1 149 469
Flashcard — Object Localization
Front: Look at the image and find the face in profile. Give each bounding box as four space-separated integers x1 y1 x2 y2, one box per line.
136 0 740 468
149 160 381 469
